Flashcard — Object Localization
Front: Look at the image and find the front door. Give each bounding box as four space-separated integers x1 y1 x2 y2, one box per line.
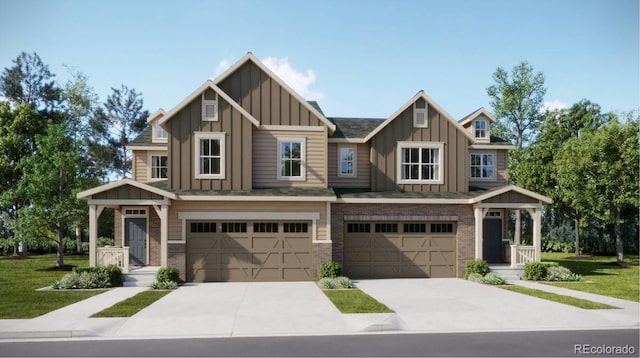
483 218 503 263
125 218 147 266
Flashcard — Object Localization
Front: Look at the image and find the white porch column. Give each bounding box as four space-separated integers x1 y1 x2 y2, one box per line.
527 208 542 262
514 209 521 246
474 206 484 259
88 205 105 267
153 205 169 267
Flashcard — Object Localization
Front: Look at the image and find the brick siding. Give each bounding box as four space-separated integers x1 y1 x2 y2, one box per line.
168 243 186 282
312 242 332 279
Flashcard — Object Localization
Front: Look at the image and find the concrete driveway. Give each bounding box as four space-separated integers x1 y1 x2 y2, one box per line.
355 278 640 332
112 282 351 338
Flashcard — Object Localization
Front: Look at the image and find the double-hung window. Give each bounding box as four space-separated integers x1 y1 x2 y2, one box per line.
150 154 168 180
277 138 305 181
152 121 167 142
338 146 356 177
474 119 488 139
194 132 225 179
397 142 444 184
470 153 495 180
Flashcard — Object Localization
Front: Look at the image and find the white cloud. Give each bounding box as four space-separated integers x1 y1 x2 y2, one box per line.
214 59 231 76
262 57 324 100
542 100 568 112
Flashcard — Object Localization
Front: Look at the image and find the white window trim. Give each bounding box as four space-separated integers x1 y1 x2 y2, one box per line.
474 119 489 141
413 107 428 128
202 93 218 122
151 121 168 143
277 137 306 181
469 151 496 181
337 145 357 177
147 152 168 182
397 141 444 185
194 132 226 179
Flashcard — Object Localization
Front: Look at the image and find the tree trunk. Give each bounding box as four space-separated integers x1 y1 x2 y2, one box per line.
75 225 82 253
615 207 624 263
56 225 64 268
597 228 605 254
574 212 580 257
12 244 18 257
514 210 521 245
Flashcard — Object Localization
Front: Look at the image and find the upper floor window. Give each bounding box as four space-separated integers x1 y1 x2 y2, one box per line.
277 137 305 181
152 121 167 142
338 146 356 177
150 154 168 180
470 153 495 180
397 142 444 184
194 132 225 179
474 119 488 139
202 92 218 122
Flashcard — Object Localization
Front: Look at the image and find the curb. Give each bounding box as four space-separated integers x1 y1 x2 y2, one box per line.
0 329 94 340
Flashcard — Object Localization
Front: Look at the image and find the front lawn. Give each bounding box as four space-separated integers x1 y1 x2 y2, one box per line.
323 289 394 314
499 285 617 310
91 290 170 317
0 253 105 318
541 253 639 302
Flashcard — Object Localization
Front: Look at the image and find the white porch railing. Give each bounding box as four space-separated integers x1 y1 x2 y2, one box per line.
510 245 535 268
97 246 129 273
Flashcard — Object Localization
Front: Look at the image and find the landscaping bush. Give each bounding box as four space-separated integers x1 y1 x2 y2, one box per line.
335 276 353 289
97 237 115 247
465 259 489 279
318 277 336 289
72 265 122 287
545 265 582 282
156 267 180 283
52 271 110 289
523 262 552 281
466 272 485 283
481 272 507 285
318 261 341 279
151 280 178 290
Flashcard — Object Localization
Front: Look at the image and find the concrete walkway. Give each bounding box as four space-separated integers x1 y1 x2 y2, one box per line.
0 279 637 341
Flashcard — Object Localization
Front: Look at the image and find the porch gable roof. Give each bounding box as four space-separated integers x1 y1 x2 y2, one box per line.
77 178 177 200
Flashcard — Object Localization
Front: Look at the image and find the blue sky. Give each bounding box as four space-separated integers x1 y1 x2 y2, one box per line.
0 0 637 119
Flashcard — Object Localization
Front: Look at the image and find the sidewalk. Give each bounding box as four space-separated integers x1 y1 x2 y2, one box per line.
0 280 637 341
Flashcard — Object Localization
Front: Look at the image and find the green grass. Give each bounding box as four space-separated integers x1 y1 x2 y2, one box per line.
91 290 171 317
0 253 105 318
323 289 394 314
541 252 639 302
499 285 617 309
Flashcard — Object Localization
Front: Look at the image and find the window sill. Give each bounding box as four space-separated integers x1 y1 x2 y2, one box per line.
398 180 443 185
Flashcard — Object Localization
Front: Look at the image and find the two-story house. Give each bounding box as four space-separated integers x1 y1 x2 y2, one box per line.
78 53 551 282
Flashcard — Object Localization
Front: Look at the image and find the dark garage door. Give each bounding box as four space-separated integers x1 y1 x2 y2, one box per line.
344 222 456 278
187 221 312 282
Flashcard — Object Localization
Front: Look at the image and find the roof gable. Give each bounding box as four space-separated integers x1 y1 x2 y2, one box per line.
212 53 336 134
146 108 166 124
472 185 552 204
157 82 260 128
77 178 177 200
459 107 496 127
364 91 475 142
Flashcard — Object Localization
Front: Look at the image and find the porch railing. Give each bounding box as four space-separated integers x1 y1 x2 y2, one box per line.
510 245 535 268
97 246 129 273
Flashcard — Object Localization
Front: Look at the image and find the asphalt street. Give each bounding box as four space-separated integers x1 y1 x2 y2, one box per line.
1 329 638 357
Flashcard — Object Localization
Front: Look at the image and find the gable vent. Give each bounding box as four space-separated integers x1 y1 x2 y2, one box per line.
414 108 428 128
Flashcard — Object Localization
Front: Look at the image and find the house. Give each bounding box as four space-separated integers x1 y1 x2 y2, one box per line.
77 53 551 282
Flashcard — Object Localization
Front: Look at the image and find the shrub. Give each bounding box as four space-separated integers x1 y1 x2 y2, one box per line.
466 273 485 283
53 271 110 289
72 265 123 287
545 265 582 282
151 280 178 290
523 262 550 281
318 277 336 289
97 237 115 247
318 261 341 279
156 267 180 283
465 259 489 279
335 276 353 289
481 272 507 285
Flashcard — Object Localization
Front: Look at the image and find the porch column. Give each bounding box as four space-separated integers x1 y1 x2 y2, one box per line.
474 206 484 259
527 207 542 262
88 204 105 267
160 205 168 267
513 209 521 246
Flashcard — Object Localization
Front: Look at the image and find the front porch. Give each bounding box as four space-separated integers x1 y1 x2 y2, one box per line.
77 179 176 275
472 185 553 268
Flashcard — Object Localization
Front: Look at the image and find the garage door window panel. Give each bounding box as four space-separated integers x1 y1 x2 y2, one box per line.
375 223 398 233
222 223 247 233
190 222 217 233
283 223 308 233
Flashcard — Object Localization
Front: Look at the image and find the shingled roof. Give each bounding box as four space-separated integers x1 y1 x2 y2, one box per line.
328 117 385 139
128 128 167 147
